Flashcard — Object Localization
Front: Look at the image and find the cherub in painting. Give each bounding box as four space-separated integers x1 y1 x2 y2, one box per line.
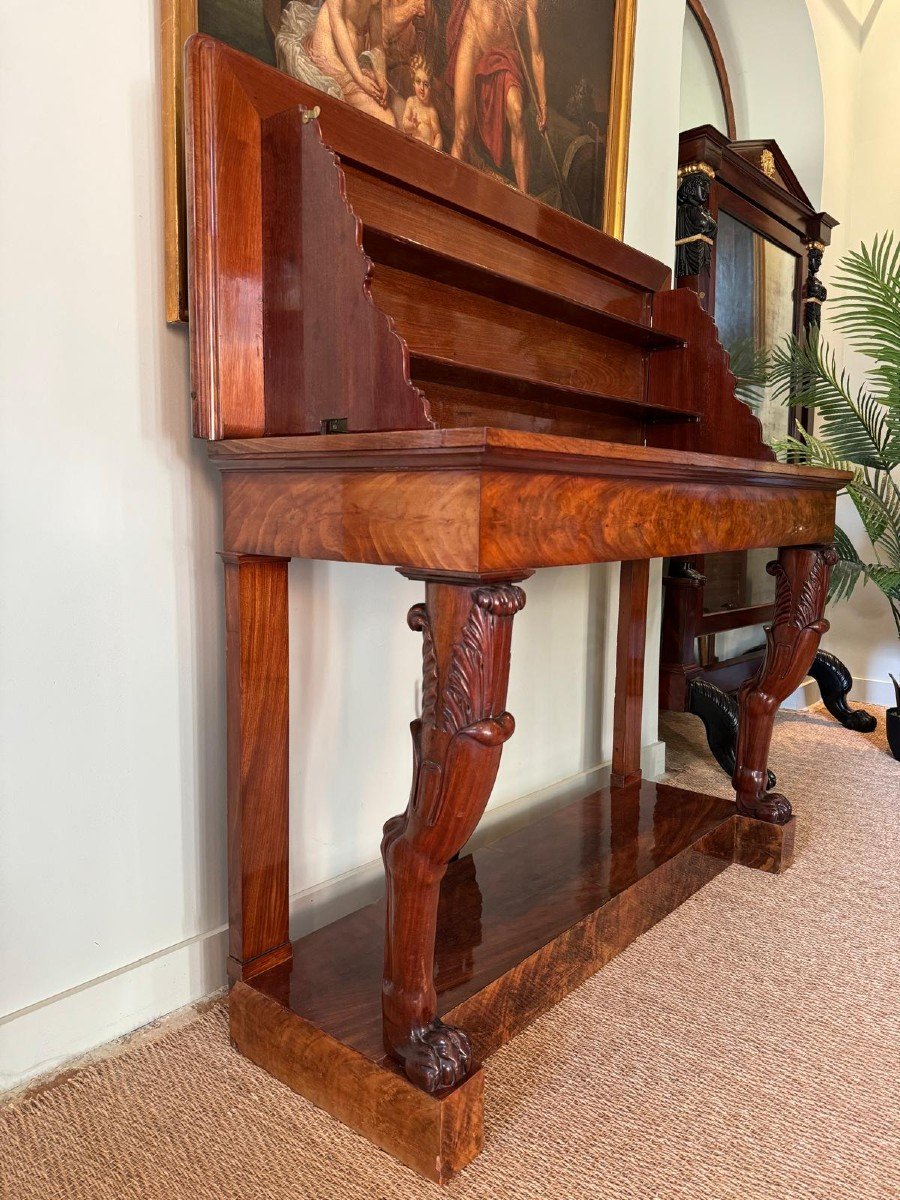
402 55 444 149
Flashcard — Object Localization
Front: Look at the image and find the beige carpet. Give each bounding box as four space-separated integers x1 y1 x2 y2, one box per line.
2 707 898 1199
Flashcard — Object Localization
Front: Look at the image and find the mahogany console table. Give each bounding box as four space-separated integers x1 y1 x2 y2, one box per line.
185 36 848 1183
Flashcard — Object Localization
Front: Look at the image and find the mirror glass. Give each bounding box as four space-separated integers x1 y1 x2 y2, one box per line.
701 212 799 653
714 210 798 447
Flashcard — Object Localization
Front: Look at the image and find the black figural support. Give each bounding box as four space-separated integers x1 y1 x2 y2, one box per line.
688 650 874 791
688 679 776 792
675 165 717 280
808 649 877 732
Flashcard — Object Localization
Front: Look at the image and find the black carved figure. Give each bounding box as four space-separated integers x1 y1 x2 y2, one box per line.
675 170 717 279
804 243 828 329
687 649 875 792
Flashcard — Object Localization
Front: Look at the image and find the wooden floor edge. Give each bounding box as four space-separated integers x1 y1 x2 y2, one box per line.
229 981 484 1184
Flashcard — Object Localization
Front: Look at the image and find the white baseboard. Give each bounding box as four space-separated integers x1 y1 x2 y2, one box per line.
782 675 894 711
1 742 665 1093
0 929 229 1094
781 679 820 710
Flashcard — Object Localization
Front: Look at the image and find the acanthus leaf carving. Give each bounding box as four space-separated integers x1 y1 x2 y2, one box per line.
766 544 837 632
441 585 525 734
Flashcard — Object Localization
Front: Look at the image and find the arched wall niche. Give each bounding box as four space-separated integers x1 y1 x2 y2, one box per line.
681 0 736 139
696 0 826 207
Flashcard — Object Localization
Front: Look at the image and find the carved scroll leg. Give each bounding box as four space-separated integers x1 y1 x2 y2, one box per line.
809 649 878 732
733 545 836 824
382 574 526 1093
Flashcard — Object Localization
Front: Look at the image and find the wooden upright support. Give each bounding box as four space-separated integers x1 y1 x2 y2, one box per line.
612 559 650 788
222 553 292 982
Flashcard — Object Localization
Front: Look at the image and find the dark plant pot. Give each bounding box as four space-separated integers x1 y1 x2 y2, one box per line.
887 708 900 761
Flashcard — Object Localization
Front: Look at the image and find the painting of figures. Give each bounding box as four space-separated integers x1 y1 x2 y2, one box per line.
198 0 626 229
164 0 635 320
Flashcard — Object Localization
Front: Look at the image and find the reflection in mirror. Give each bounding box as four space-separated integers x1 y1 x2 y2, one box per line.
715 210 798 447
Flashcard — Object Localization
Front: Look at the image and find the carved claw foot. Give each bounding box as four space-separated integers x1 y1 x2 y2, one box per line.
843 709 879 732
391 1020 472 1092
737 791 793 825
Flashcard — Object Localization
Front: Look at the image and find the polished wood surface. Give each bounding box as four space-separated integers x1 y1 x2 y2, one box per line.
230 983 484 1184
381 576 525 1092
612 561 650 787
186 35 671 442
231 783 793 1183
261 110 427 436
252 782 738 1063
212 435 844 574
222 554 291 981
218 466 840 573
209 429 847 574
733 814 796 875
647 288 773 460
659 561 704 710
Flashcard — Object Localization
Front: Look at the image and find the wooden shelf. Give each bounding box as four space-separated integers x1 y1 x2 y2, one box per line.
409 352 699 425
364 229 687 351
231 781 793 1182
249 779 736 1060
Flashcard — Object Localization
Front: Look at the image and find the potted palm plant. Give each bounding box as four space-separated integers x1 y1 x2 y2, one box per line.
890 675 900 759
768 233 900 758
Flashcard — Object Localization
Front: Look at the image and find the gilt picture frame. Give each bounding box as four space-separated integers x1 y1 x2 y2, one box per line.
162 0 636 322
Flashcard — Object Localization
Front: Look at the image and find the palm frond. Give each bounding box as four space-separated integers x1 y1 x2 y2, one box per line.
767 331 892 469
829 529 900 603
829 525 865 603
829 233 900 392
828 232 900 460
865 472 900 564
868 565 900 600
771 427 862 479
762 233 900 633
725 336 769 410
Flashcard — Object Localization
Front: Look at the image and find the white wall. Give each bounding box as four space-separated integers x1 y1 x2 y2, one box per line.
680 7 729 134
0 0 684 1089
702 0 826 205
804 0 900 703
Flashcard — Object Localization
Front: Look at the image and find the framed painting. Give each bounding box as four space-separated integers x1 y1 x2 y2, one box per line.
162 0 637 322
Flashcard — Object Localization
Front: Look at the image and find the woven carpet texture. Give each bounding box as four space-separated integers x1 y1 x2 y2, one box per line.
1 706 898 1199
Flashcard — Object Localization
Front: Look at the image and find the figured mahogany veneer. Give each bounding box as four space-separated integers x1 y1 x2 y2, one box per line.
184 34 849 1184
210 429 844 573
232 781 792 1182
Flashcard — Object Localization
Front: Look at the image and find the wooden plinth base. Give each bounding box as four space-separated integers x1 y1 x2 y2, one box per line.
229 782 794 1183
